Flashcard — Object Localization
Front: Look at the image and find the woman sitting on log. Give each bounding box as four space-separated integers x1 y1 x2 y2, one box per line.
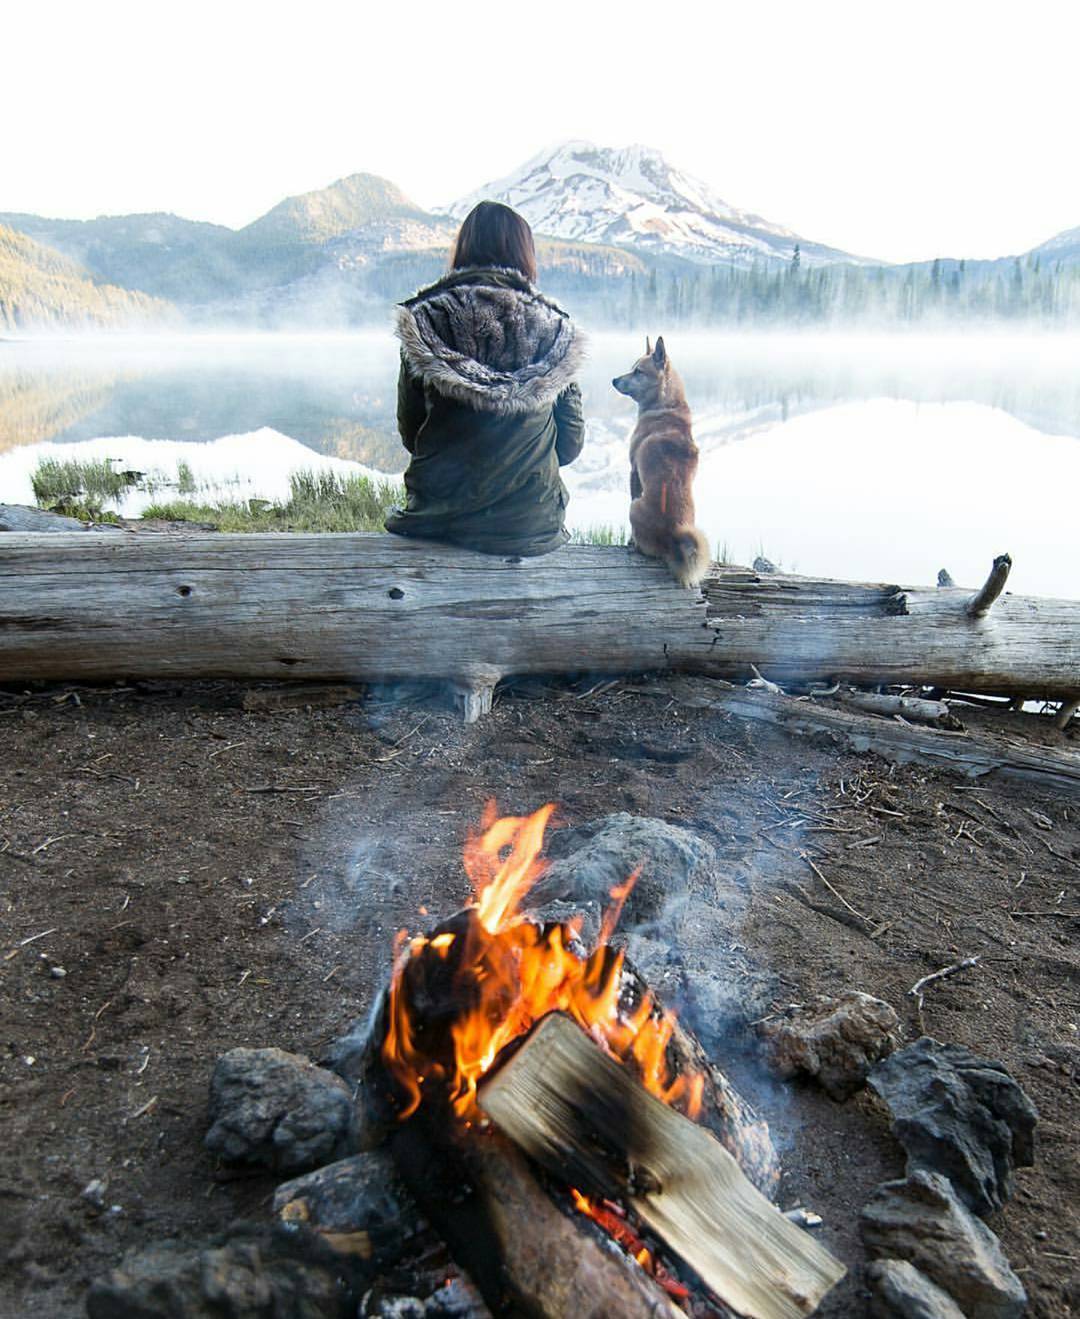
385 202 586 557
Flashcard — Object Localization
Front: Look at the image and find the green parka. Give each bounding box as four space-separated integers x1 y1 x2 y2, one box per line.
384 266 586 557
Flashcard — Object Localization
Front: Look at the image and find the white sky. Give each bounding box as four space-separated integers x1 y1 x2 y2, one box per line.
5 0 1080 264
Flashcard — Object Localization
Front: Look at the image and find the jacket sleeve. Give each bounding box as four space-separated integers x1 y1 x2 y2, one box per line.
553 382 585 466
396 353 427 454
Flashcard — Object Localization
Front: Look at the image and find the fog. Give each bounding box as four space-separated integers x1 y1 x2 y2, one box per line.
2 329 1077 598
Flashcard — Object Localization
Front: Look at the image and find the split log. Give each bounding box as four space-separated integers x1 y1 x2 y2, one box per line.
389 1117 681 1319
0 534 1077 702
479 1013 846 1319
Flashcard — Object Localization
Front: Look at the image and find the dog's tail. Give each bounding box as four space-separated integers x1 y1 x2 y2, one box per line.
666 525 711 588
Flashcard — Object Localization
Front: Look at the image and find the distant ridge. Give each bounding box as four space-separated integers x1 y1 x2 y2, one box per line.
0 223 170 331
238 173 428 245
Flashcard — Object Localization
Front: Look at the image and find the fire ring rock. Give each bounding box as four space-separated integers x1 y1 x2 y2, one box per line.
205 1046 356 1173
866 1259 966 1319
533 812 726 922
86 1222 367 1319
756 991 901 1100
860 1170 1027 1319
273 1151 426 1267
867 1037 1037 1218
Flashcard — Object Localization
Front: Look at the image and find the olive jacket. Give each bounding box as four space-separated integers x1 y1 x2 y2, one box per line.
384 266 586 557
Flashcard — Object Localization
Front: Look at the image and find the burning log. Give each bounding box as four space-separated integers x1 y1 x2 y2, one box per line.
479 1013 846 1319
351 803 814 1316
0 535 1077 708
389 1117 683 1318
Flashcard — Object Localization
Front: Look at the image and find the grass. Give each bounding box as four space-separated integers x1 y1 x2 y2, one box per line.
32 457 140 520
142 470 405 532
570 523 629 546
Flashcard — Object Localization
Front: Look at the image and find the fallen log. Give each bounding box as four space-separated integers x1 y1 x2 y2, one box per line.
700 688 1080 798
1 534 1077 711
479 1012 846 1319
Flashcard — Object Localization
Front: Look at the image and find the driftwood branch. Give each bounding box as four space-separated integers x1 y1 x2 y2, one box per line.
479 1013 845 1319
967 553 1012 617
0 535 1076 702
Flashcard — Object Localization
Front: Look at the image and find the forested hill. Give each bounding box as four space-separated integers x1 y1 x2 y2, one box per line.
0 224 172 332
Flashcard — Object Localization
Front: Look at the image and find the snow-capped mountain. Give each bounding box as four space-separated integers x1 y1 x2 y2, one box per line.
446 140 866 268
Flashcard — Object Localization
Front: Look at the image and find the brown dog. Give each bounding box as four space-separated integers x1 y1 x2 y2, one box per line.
612 336 710 588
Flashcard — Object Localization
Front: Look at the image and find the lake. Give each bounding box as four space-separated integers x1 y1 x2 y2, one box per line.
1 330 1078 599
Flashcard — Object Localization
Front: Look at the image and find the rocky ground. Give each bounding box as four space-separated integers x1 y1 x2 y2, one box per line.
0 674 1077 1317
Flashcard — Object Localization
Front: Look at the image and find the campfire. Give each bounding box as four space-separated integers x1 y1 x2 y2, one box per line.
380 801 705 1124
367 803 845 1319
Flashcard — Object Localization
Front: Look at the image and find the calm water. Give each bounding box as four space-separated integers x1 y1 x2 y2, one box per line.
1 331 1078 598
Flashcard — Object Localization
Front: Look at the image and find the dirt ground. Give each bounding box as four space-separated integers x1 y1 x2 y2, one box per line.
1 675 1077 1318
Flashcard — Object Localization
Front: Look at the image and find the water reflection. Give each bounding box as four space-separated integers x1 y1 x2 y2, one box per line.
1 332 1077 597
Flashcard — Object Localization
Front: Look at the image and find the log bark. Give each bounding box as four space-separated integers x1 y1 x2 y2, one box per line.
0 533 1077 700
479 1013 845 1319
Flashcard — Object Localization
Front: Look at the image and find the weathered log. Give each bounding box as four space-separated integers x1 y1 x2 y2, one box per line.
389 1115 681 1319
697 688 1080 797
0 534 1077 701
479 1013 846 1319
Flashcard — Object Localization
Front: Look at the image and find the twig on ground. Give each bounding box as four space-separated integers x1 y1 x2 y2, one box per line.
242 784 325 794
800 852 871 924
908 956 981 1031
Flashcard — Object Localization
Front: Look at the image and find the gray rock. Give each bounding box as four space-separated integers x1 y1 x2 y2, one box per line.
861 1171 1027 1319
86 1223 364 1318
868 1037 1037 1217
206 1046 355 1173
0 503 117 532
274 1151 425 1267
757 991 901 1100
534 813 723 923
867 1259 966 1318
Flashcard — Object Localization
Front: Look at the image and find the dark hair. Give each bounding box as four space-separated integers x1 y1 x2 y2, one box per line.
450 201 538 284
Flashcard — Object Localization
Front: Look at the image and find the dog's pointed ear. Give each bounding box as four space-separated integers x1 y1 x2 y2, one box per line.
645 336 652 356
653 336 667 368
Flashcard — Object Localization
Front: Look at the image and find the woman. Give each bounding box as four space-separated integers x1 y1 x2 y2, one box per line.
385 201 586 556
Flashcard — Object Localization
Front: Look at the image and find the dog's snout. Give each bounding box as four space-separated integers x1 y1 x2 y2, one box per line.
611 377 620 388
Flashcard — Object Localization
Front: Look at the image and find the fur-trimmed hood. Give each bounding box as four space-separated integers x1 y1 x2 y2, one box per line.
394 266 585 416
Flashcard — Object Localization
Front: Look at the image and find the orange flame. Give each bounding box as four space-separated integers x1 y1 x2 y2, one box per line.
380 803 704 1123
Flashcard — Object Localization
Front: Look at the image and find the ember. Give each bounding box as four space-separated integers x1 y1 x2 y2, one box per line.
380 801 705 1121
570 1189 691 1302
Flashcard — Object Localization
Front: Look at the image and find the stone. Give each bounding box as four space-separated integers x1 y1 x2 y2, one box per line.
0 503 121 532
0 504 88 532
205 1046 355 1174
868 1037 1038 1217
757 991 901 1100
867 1259 966 1318
86 1223 365 1318
528 812 775 1047
533 812 723 922
274 1151 425 1266
861 1171 1027 1319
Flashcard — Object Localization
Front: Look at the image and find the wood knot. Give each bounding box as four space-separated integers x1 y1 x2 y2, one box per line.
387 587 405 600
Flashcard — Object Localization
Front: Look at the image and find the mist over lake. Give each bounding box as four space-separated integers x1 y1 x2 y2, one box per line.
2 329 1077 599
